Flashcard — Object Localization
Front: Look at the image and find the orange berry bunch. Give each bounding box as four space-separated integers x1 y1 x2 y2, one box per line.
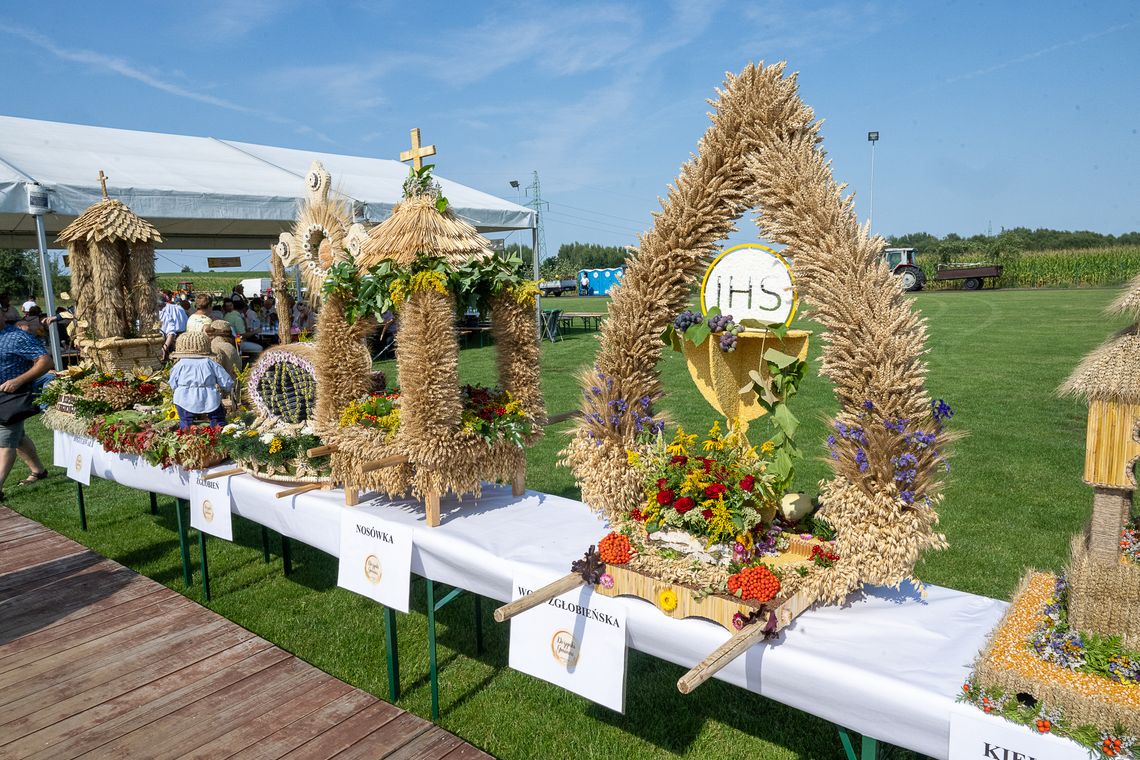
1035 719 1051 734
598 532 632 565
727 565 780 602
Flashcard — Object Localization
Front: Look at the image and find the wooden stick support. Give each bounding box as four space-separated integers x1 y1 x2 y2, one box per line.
275 483 322 499
361 454 410 474
306 444 338 457
201 466 243 481
544 410 582 426
677 620 771 694
512 462 526 497
493 572 586 623
425 491 441 528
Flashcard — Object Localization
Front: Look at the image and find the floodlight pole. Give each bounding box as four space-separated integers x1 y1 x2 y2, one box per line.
28 184 63 370
867 131 879 230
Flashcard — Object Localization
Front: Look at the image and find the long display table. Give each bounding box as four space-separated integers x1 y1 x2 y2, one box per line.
53 432 1006 759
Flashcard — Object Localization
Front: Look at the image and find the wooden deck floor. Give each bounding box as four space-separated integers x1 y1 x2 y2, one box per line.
0 506 492 760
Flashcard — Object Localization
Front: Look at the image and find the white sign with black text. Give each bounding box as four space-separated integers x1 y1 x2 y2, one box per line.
189 471 234 541
67 437 93 485
948 702 1088 760
508 573 627 712
336 512 413 613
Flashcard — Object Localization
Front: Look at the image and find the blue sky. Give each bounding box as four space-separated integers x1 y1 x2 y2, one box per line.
1 1 1137 271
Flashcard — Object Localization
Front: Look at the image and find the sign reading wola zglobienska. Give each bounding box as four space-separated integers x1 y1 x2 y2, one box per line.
508 572 628 712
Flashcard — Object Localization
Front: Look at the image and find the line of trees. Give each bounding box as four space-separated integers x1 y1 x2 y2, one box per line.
0 248 69 301
888 228 1140 265
539 242 628 279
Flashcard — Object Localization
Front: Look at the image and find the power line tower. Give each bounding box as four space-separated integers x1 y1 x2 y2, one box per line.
525 170 549 261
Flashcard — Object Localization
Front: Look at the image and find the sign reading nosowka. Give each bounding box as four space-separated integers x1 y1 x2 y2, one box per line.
189 470 234 541
67 437 94 486
948 702 1088 760
508 573 627 712
336 512 413 613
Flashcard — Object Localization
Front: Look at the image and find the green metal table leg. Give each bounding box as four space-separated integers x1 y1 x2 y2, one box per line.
427 579 440 720
838 727 879 760
384 605 400 702
174 498 192 589
281 535 293 575
76 482 87 531
149 491 158 515
198 530 211 602
260 526 271 563
474 595 484 655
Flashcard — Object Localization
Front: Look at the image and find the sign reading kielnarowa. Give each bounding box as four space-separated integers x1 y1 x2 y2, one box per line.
336 512 413 613
508 573 627 712
189 470 234 541
948 702 1087 760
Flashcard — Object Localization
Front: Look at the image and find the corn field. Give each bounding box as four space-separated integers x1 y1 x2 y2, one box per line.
919 246 1140 290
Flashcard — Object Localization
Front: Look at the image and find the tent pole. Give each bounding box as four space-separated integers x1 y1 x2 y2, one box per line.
532 223 541 335
33 214 63 370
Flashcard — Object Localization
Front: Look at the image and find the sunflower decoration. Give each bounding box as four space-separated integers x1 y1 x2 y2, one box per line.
658 588 679 613
274 161 353 306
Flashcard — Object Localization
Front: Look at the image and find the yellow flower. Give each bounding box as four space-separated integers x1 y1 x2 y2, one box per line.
736 532 754 551
511 281 541 306
657 588 678 612
504 399 522 415
666 425 696 456
409 270 448 295
705 500 736 544
339 402 362 427
625 449 641 467
268 438 283 454
162 404 178 421
761 440 776 455
707 420 722 438
681 469 709 494
246 429 258 437
388 279 408 307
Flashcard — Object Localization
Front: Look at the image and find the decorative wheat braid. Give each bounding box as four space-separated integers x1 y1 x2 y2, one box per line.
565 62 949 605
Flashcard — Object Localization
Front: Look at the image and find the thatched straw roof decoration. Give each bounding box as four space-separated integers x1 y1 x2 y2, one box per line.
1108 271 1140 319
1061 324 1140 404
357 195 493 270
56 197 162 245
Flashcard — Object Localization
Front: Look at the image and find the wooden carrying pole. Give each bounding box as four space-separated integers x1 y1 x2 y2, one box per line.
677 620 771 694
544 410 581 426
493 573 586 623
276 483 323 499
201 467 243 481
361 454 410 474
307 444 338 457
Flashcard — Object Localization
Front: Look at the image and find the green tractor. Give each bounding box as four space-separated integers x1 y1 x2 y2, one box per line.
882 247 926 292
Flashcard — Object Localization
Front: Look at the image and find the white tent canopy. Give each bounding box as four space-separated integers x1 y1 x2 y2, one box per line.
0 115 535 249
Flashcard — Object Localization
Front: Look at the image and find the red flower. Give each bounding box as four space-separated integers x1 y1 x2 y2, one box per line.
703 483 727 499
495 406 506 417
739 475 755 492
701 509 713 520
656 478 667 489
656 489 675 505
630 508 645 522
670 455 688 466
674 497 695 514
700 457 713 473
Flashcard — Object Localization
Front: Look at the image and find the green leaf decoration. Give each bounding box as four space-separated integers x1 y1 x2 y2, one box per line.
763 347 798 369
768 323 789 338
773 403 799 437
646 520 660 534
686 321 711 347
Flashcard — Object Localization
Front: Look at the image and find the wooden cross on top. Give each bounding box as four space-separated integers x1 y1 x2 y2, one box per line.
400 128 436 171
97 170 109 199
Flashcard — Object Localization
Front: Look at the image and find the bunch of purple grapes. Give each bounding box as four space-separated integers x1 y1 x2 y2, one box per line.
708 313 743 352
673 310 703 333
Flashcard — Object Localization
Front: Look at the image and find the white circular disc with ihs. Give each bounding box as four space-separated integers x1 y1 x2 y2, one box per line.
700 244 797 326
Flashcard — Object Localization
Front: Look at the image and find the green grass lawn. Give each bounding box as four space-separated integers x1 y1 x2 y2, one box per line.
6 287 1129 759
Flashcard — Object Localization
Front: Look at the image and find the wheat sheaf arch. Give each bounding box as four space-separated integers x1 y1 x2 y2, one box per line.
563 62 951 605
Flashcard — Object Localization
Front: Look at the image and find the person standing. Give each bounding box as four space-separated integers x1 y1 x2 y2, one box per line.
580 273 589 296
159 293 188 361
0 317 52 499
168 332 233 429
0 294 21 324
186 294 214 333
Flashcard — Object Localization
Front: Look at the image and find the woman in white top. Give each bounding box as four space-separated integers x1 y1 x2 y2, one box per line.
186 294 214 333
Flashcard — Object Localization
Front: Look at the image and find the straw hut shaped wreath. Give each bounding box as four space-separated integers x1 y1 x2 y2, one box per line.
1058 272 1140 647
315 167 545 526
55 172 164 372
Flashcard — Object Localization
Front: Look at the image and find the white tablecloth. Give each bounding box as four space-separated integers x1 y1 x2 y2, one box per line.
57 432 1007 759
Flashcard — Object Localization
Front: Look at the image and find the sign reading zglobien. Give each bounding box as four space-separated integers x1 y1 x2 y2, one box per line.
699 243 797 326
336 511 413 613
190 469 234 541
948 702 1087 760
508 572 627 712
67 437 94 486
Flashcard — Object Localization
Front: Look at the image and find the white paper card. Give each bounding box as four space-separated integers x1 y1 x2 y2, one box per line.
949 702 1088 760
336 511 413 613
67 437 93 485
189 471 234 541
508 574 627 712
53 431 67 468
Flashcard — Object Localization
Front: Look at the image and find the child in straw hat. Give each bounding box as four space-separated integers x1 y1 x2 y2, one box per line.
169 331 233 429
